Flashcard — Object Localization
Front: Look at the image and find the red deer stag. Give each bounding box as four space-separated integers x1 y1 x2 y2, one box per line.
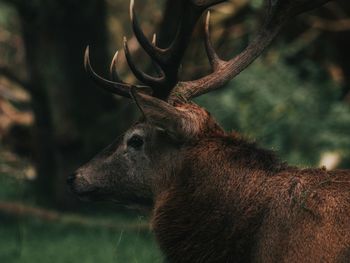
68 0 350 262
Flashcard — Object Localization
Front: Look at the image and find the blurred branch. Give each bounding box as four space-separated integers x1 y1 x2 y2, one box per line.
0 95 33 133
306 16 350 32
0 66 27 88
0 201 149 232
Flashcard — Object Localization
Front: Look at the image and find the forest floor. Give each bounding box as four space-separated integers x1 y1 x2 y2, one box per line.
0 148 163 263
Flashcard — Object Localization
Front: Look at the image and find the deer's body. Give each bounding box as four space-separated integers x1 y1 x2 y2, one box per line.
67 0 349 262
152 128 350 262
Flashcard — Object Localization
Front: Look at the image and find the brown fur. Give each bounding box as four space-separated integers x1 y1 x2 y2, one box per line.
71 100 350 262
150 104 350 263
73 1 342 260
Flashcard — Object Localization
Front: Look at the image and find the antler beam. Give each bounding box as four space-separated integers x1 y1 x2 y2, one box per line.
169 0 333 101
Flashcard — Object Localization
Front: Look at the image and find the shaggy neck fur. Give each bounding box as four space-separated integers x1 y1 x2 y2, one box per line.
151 132 288 262
151 131 350 262
149 104 349 262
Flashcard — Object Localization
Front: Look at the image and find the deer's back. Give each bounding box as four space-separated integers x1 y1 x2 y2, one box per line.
153 168 350 263
255 168 350 263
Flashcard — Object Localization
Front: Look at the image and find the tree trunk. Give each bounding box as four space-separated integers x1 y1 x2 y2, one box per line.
12 0 130 206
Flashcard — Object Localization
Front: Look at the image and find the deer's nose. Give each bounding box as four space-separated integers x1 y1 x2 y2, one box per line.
67 173 76 185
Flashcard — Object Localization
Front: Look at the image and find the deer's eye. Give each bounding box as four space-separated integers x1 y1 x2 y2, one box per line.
127 135 144 149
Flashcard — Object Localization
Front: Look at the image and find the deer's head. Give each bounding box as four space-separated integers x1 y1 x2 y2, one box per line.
68 96 222 207
67 0 332 208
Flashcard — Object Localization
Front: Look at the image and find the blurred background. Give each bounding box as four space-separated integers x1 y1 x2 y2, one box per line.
0 0 349 262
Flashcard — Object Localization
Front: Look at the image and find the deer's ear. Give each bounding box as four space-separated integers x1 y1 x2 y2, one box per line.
131 90 189 139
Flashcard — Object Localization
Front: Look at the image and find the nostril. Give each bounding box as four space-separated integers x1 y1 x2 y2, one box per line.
67 173 76 185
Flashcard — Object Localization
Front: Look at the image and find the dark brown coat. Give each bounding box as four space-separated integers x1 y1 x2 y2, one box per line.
152 129 350 262
70 1 346 262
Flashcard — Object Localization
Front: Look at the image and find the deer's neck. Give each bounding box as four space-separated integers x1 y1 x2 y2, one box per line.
152 135 286 262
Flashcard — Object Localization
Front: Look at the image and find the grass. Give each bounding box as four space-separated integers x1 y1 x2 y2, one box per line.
0 217 162 263
0 163 163 263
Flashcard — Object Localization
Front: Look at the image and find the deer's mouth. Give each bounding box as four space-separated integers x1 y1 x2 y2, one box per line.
74 188 113 202
68 182 104 201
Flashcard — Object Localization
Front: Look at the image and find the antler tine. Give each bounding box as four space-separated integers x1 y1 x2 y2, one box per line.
130 0 165 66
123 36 166 87
204 11 223 71
85 46 132 98
170 0 333 102
152 33 157 46
163 0 227 67
109 50 124 83
151 33 164 77
128 0 226 100
159 3 221 68
85 46 152 98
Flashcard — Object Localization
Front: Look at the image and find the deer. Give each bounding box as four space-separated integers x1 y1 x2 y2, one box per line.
67 0 350 262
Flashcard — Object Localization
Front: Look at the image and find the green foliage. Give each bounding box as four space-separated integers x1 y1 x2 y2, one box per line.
0 220 162 263
196 56 350 167
0 3 17 28
250 0 264 9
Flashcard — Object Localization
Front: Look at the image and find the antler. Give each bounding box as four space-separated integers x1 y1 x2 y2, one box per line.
169 0 333 101
84 46 151 98
85 0 224 100
124 0 229 99
85 0 332 102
